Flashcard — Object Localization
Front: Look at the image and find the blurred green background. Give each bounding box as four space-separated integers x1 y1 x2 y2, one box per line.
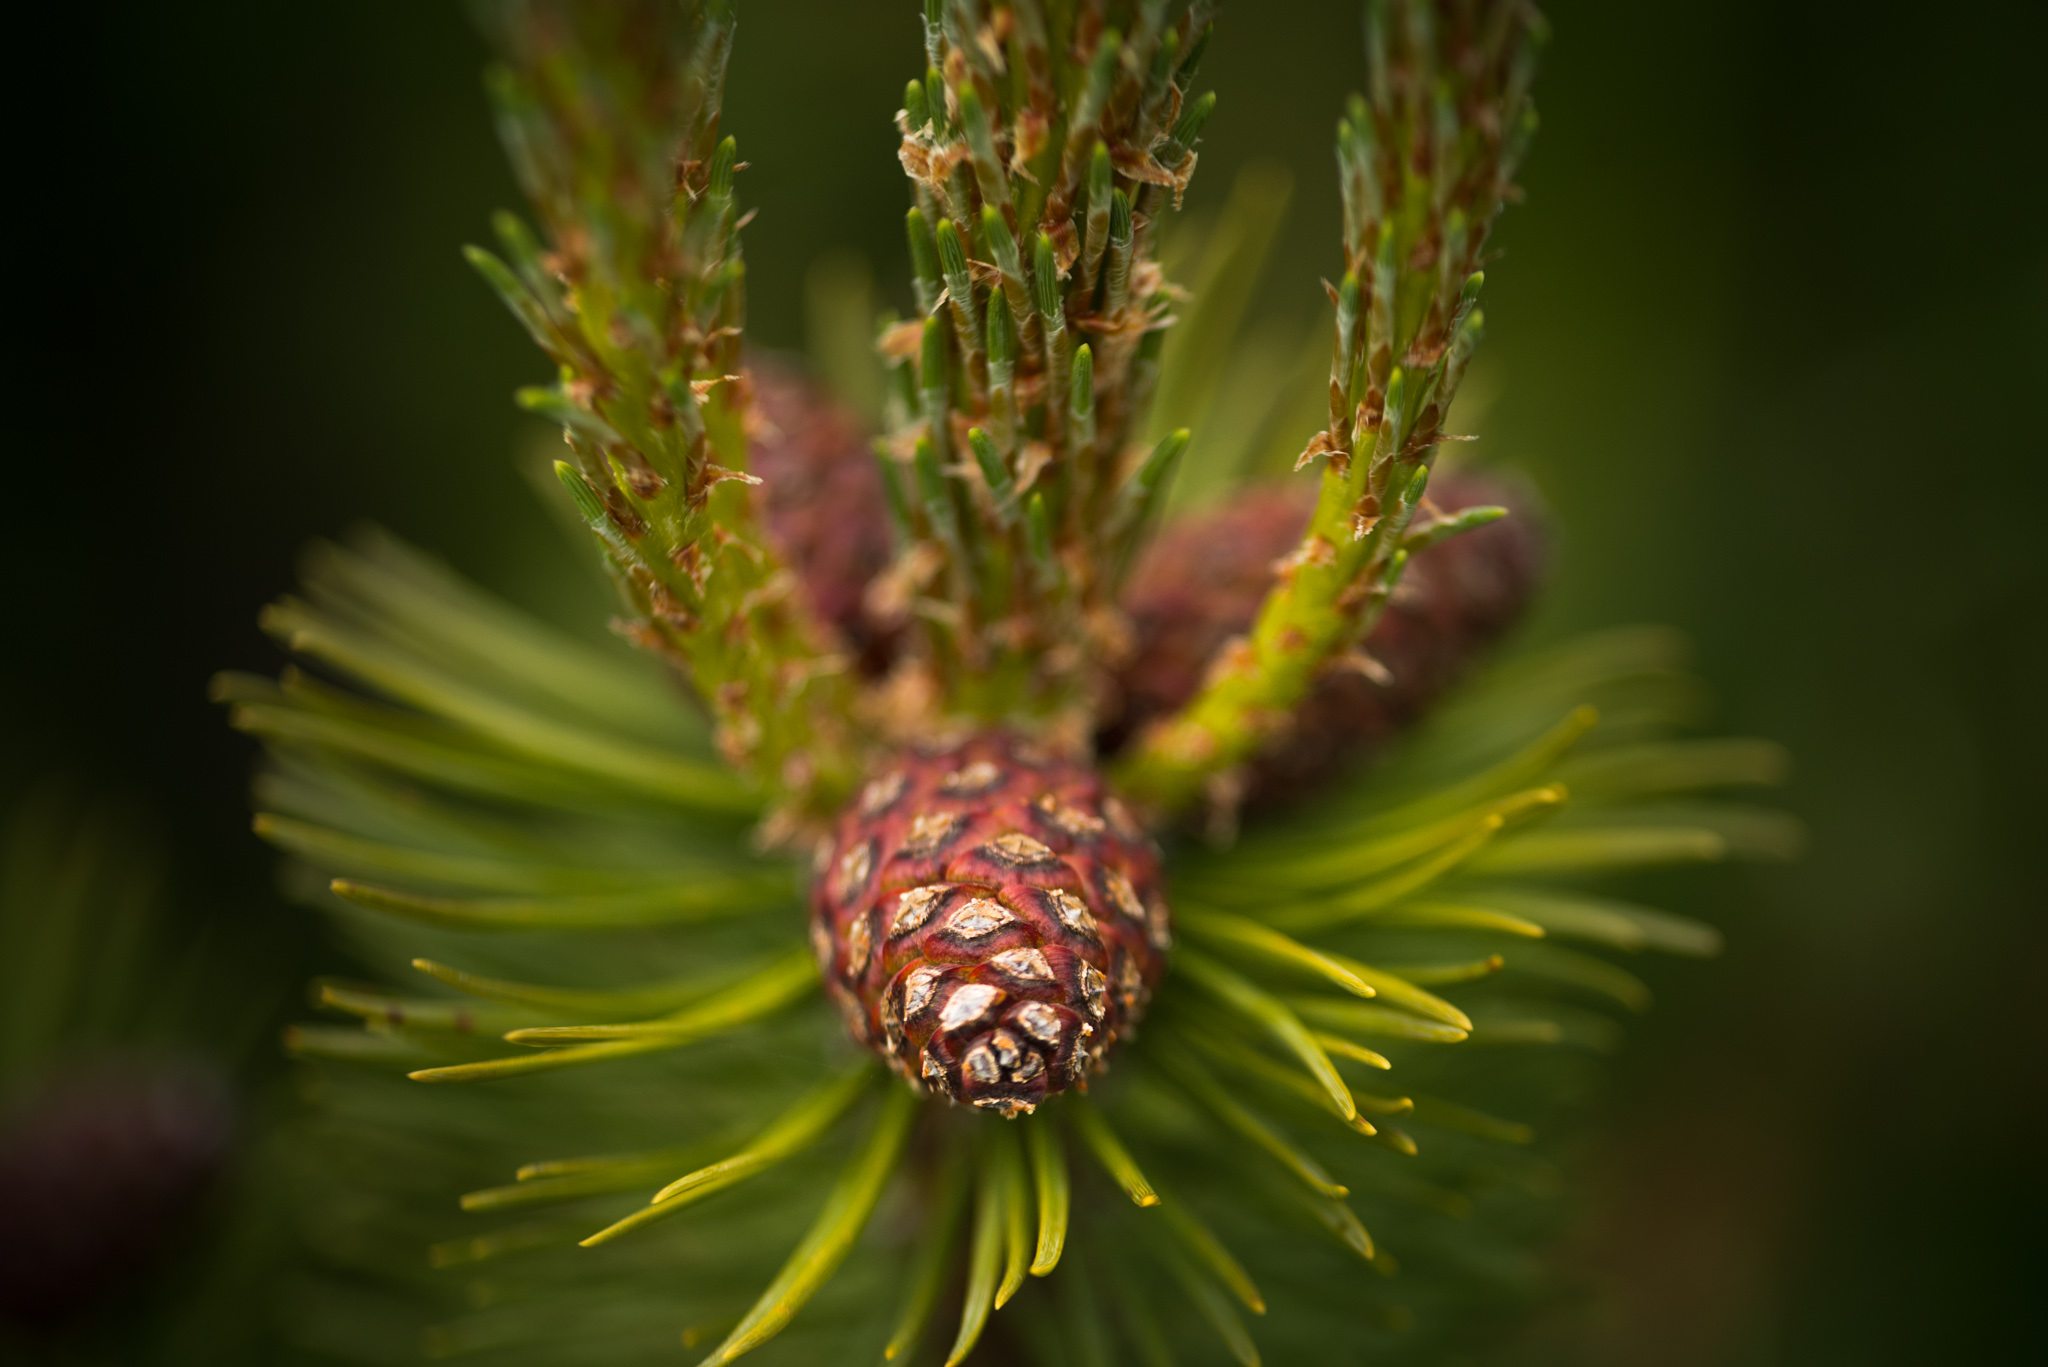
6 0 2044 1361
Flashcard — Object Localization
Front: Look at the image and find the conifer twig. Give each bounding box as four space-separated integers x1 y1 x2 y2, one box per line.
465 0 856 818
1115 0 1545 814
877 0 1216 740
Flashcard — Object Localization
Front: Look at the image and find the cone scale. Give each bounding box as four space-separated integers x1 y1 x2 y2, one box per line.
810 733 1169 1116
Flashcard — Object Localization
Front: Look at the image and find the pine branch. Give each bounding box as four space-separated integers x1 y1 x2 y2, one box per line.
876 0 1216 742
465 0 856 819
1115 0 1546 813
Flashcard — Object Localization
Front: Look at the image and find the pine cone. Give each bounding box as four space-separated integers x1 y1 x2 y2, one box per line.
1110 468 1547 803
746 357 897 673
810 733 1169 1117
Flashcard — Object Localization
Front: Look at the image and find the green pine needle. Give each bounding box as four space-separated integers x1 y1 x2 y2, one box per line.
697 1087 916 1367
1159 1045 1351 1200
1026 1119 1070 1277
498 951 816 1043
945 1146 1007 1367
1069 1097 1159 1208
581 1067 873 1248
882 1151 967 1361
1176 952 1357 1123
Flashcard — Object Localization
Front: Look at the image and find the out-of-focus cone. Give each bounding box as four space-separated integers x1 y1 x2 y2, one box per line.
1111 469 1547 804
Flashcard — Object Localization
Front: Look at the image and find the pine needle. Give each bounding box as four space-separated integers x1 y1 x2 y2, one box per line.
230 699 606 808
1025 1117 1069 1276
1288 996 1470 1043
1056 1247 1116 1367
695 1086 915 1367
1275 1181 1376 1262
1364 706 1598 832
259 602 754 814
331 876 788 930
306 529 702 745
1452 883 1723 955
516 1148 700 1181
1408 1095 1535 1145
946 1149 1006 1367
411 956 740 1018
1218 783 1567 893
1467 1004 1625 1051
1159 1245 1262 1366
1176 951 1356 1122
1370 1127 1420 1157
1264 812 1525 931
1108 1262 1180 1367
1069 1097 1159 1207
1176 910 1376 998
1551 738 1789 801
427 1220 567 1268
259 814 624 895
315 981 521 1036
882 1150 968 1362
500 950 815 1043
1311 1033 1392 1070
994 1128 1031 1310
1323 957 1475 1028
408 951 815 1082
1160 1199 1265 1318
1181 1027 1381 1134
463 1147 704 1212
1494 942 1652 1010
1159 1045 1350 1198
1368 899 1546 937
406 1033 678 1084
1467 825 1728 875
284 1023 438 1064
579 1068 872 1246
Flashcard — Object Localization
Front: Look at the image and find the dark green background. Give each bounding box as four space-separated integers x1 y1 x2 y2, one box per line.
7 1 2044 1361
